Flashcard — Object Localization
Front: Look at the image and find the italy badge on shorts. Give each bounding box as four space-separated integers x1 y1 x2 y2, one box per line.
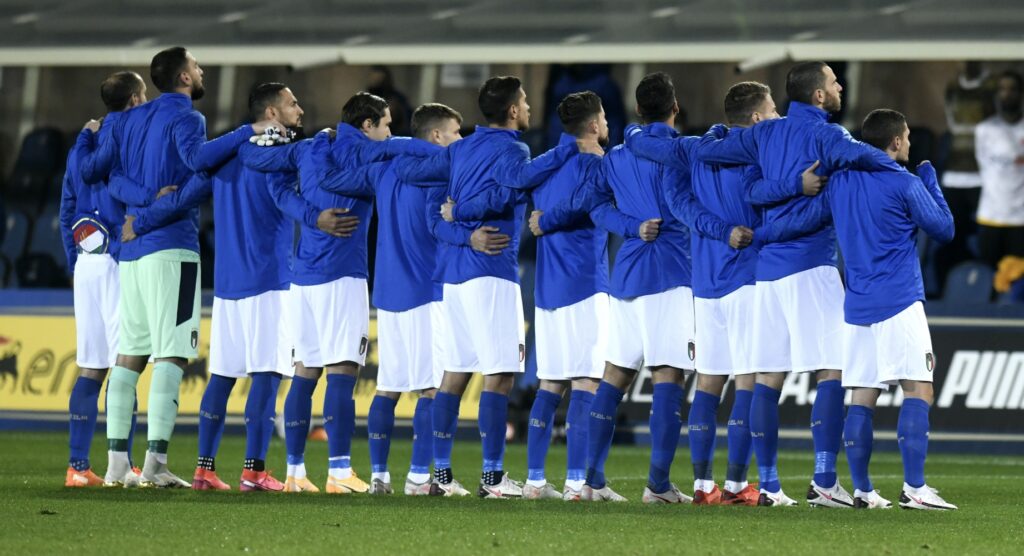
72 216 109 254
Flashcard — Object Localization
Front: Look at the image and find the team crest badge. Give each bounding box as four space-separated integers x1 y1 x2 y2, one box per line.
688 341 696 362
519 343 526 363
359 336 369 356
925 352 935 373
190 330 198 349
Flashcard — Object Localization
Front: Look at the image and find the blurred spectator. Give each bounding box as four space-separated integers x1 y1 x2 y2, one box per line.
975 71 1024 269
935 62 997 288
544 64 625 149
367 65 413 137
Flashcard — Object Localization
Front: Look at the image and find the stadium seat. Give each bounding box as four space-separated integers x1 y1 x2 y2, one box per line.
943 260 994 302
27 205 68 276
5 127 66 214
1 209 30 265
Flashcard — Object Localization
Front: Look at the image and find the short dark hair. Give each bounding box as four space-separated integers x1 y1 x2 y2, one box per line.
635 72 676 123
786 61 828 105
724 81 771 125
478 76 523 125
341 92 389 128
861 109 907 150
248 82 288 122
150 46 190 93
557 91 603 136
411 103 463 139
999 70 1023 91
100 71 144 112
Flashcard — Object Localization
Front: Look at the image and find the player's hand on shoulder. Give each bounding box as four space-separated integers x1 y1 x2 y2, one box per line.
639 218 662 242
729 225 754 249
318 207 359 237
83 119 101 133
802 160 827 196
529 210 544 236
470 226 510 256
251 118 283 135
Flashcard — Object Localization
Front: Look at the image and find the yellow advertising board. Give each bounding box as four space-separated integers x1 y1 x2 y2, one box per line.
0 314 483 420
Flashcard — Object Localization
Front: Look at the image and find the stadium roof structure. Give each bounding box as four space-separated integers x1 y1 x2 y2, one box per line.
0 0 1020 67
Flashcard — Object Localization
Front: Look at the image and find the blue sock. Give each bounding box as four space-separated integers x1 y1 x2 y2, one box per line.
197 374 236 467
284 375 317 467
244 373 275 462
128 398 138 467
811 379 844 488
410 396 433 476
586 381 624 489
688 389 719 483
844 404 875 493
649 382 684 493
432 392 461 472
259 374 282 459
368 395 397 474
751 383 782 493
565 390 593 484
897 398 930 488
526 389 561 482
727 388 753 484
325 374 357 465
479 391 509 473
68 376 102 471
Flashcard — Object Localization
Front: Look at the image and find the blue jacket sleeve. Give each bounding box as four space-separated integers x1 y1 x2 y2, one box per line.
906 162 955 244
492 142 578 190
58 166 78 274
79 127 116 185
694 124 760 166
426 187 472 246
396 148 451 184
451 186 521 222
760 193 833 244
239 140 304 173
383 137 441 159
173 112 253 172
107 172 156 207
743 164 804 206
663 166 731 242
266 174 321 230
132 173 213 235
815 125 890 173
314 135 381 197
567 156 641 237
623 124 694 171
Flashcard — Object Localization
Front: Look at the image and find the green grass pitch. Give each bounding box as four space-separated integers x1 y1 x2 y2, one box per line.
1 431 1021 554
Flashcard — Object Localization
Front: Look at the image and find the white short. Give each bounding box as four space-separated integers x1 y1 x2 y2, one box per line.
750 266 844 373
442 277 525 375
73 254 120 369
842 302 935 389
535 293 609 381
607 286 695 371
377 302 444 392
289 277 369 368
209 290 293 379
695 285 755 375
